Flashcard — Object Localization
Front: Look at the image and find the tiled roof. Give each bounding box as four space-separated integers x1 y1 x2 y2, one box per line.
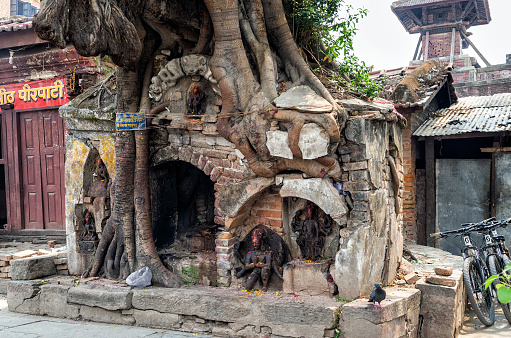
373 61 455 109
0 16 33 32
414 93 511 137
391 0 453 9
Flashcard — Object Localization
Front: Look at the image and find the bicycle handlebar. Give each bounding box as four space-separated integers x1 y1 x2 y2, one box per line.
430 217 511 238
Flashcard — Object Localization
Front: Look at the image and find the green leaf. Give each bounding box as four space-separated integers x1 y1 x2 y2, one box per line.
497 286 511 304
485 275 500 289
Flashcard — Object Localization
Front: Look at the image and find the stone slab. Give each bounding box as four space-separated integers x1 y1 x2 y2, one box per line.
407 244 465 338
40 284 80 319
298 123 329 159
7 280 42 315
68 285 133 310
266 130 293 159
132 287 337 338
340 287 420 338
10 255 56 280
280 178 348 222
80 305 135 326
133 309 181 329
274 85 333 113
283 261 331 297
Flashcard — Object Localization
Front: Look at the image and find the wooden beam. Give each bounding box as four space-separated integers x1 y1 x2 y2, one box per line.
418 132 503 141
460 30 491 67
424 31 430 61
413 34 422 61
405 9 423 27
425 137 436 247
480 146 511 153
450 28 456 63
460 0 475 20
422 7 428 25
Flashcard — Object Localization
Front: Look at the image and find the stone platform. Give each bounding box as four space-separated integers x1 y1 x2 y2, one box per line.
5 276 426 338
7 277 339 338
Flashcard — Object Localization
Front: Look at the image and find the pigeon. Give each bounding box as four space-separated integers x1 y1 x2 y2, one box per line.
368 283 386 309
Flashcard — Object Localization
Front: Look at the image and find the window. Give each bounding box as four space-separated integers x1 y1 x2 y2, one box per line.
10 0 38 17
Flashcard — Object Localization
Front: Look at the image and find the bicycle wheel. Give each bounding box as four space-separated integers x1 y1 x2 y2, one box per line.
488 255 511 324
463 256 495 326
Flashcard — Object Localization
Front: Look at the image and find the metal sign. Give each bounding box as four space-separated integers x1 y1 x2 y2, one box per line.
0 78 69 109
116 113 146 130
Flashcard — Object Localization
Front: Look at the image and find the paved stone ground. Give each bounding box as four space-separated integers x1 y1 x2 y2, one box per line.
460 305 511 337
0 296 213 338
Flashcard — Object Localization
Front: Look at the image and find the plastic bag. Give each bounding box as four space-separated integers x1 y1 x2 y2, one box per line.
126 266 152 287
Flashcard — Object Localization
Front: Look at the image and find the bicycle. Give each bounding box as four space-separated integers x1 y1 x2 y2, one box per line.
472 218 511 323
431 220 495 326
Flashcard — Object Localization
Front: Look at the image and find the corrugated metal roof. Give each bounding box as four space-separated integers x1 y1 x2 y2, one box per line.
0 16 32 32
414 93 511 137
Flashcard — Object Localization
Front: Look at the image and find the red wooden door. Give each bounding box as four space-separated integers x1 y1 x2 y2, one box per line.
19 110 65 230
39 111 64 229
19 112 44 229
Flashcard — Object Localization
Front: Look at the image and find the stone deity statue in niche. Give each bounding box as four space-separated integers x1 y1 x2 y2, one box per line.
88 158 109 198
78 209 99 254
234 224 291 291
292 202 332 261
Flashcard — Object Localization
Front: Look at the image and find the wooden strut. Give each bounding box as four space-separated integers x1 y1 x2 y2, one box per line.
413 34 422 61
424 31 429 61
449 28 456 64
459 30 491 67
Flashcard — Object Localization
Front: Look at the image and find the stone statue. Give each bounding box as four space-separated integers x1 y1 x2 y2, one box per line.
78 209 98 254
235 224 291 291
88 158 109 198
292 202 332 261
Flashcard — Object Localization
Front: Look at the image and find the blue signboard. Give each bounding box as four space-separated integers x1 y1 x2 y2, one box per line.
116 113 146 130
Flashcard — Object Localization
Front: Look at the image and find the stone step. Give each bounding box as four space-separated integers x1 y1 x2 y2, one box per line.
7 279 340 338
340 287 421 338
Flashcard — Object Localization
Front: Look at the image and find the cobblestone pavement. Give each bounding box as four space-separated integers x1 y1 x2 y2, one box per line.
460 305 511 337
0 297 213 338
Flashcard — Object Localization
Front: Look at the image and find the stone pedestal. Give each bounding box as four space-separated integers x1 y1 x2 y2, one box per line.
283 260 331 297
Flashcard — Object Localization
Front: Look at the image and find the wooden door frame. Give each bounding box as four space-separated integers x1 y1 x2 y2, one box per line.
0 104 66 235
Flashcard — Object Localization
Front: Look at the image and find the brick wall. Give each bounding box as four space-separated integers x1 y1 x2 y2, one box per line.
244 188 284 236
423 31 461 60
452 62 511 97
401 112 416 240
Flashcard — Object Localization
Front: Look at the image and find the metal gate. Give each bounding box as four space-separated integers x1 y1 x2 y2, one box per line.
436 159 491 255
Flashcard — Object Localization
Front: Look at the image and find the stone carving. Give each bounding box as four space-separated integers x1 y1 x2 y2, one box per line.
187 84 206 116
234 224 291 290
78 209 99 254
291 201 333 261
88 158 109 198
149 55 218 103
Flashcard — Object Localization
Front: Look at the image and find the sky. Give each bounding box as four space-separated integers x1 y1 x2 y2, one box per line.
344 0 511 70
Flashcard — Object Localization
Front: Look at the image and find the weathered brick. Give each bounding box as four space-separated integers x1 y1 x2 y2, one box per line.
210 167 223 182
203 149 228 159
350 170 370 182
215 238 236 247
203 161 214 176
197 155 207 170
343 161 367 171
214 216 225 225
343 181 372 191
351 191 370 201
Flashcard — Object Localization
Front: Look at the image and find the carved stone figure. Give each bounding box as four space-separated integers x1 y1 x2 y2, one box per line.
235 224 291 291
78 209 99 254
88 158 109 198
292 202 333 261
